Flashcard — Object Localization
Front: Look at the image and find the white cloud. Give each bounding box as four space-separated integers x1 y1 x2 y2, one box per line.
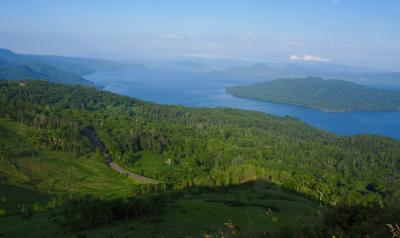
289 54 330 62
233 33 258 42
289 55 302 61
303 54 330 62
162 34 184 40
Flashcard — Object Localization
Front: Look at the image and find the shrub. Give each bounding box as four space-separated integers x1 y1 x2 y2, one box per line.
19 204 33 219
62 194 166 231
0 209 6 217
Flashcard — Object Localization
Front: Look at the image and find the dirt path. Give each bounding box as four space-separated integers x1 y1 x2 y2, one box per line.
83 129 158 184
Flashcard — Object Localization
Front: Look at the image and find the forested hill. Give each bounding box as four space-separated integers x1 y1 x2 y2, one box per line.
226 77 400 112
1 80 399 208
0 48 96 86
22 53 122 76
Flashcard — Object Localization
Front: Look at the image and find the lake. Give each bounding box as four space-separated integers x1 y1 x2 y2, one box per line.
85 68 400 139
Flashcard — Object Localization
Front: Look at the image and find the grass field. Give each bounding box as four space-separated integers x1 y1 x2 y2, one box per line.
0 119 139 215
0 181 322 237
0 119 322 237
122 151 168 179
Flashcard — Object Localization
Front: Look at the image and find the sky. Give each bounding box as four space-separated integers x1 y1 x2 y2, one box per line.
1 0 400 70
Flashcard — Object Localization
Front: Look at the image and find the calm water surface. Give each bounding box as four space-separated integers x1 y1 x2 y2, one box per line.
85 69 400 139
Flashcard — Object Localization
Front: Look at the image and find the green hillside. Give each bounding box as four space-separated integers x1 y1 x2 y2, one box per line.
226 77 400 112
0 49 95 86
0 80 399 237
0 113 322 237
0 118 138 211
24 54 122 76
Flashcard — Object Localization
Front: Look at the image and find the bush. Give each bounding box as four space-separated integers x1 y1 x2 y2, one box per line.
62 194 166 231
32 202 43 212
0 209 6 217
319 205 400 238
19 204 33 219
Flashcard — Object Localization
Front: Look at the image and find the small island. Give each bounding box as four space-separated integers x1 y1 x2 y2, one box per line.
226 77 400 112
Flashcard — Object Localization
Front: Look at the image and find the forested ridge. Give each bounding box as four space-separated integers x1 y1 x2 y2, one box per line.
0 48 97 86
1 80 399 209
226 77 400 112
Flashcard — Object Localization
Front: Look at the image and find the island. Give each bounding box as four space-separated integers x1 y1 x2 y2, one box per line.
226 77 400 112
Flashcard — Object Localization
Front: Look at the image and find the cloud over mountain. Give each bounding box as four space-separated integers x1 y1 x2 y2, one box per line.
289 54 331 62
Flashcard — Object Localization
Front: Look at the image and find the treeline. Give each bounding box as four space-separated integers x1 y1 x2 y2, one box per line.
0 80 399 207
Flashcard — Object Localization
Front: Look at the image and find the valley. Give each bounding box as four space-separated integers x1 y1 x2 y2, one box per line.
0 80 399 237
2 1 400 237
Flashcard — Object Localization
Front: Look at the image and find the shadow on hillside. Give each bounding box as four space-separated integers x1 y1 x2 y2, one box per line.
0 180 398 238
60 180 399 238
0 183 52 215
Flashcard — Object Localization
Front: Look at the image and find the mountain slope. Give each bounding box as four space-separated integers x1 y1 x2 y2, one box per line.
0 80 399 237
1 80 399 205
0 49 95 86
24 54 121 75
227 77 400 112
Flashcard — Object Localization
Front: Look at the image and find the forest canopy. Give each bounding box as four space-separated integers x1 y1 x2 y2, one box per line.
1 80 399 208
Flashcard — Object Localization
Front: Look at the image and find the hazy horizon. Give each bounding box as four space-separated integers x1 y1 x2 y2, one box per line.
1 0 400 71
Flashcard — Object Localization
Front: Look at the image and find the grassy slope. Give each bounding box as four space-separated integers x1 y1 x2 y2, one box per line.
0 181 322 238
0 118 137 214
0 119 322 237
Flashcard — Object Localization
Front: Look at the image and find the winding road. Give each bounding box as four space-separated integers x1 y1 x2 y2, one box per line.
83 129 158 184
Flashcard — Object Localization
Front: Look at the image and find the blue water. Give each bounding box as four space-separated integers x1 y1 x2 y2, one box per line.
84 68 400 139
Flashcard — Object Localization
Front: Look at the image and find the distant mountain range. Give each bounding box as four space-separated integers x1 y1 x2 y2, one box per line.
1 48 399 89
214 62 400 88
25 54 121 76
227 77 400 112
0 48 121 86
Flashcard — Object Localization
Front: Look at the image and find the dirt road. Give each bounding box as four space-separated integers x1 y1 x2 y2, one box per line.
83 129 158 184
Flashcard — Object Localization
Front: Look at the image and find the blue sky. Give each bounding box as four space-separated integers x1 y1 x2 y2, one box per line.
1 0 400 70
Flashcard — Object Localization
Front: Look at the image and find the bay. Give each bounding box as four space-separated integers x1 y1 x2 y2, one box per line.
84 68 400 139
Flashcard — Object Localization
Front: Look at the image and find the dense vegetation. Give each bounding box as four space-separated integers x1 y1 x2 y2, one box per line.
0 80 399 237
226 77 400 112
0 48 96 86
